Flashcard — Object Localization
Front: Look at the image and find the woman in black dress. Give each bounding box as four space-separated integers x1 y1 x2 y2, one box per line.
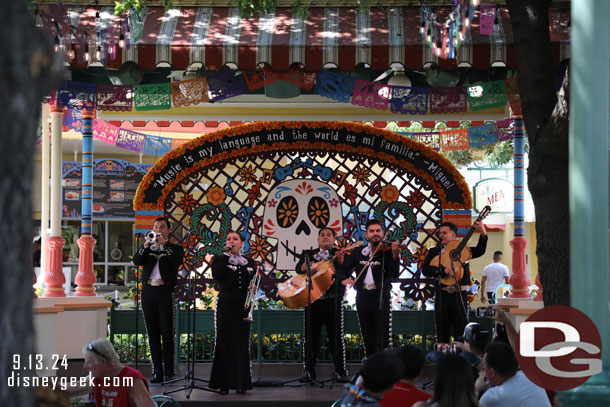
209 231 256 394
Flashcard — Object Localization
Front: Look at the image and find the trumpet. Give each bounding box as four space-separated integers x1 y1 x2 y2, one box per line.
243 268 262 323
145 230 161 244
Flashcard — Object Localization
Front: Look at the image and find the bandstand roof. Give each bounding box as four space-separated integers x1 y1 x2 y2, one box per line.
35 2 570 71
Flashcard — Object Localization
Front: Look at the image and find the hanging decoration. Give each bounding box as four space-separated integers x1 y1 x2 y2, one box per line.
170 78 209 107
466 81 508 111
390 87 430 115
441 128 470 151
351 80 391 111
430 87 468 114
134 83 172 111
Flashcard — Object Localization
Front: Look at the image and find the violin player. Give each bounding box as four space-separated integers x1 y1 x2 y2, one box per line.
341 220 401 358
295 227 349 383
422 221 487 344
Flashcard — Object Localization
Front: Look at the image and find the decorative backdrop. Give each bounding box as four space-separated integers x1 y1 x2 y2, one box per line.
134 121 472 304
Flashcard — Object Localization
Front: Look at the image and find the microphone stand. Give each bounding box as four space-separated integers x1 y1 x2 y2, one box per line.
378 237 387 356
134 233 142 370
282 253 324 388
164 241 219 397
319 246 344 389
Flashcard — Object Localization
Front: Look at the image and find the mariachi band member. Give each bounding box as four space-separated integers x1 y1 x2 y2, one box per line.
341 219 400 358
295 227 349 383
422 221 487 344
132 217 184 383
209 231 256 394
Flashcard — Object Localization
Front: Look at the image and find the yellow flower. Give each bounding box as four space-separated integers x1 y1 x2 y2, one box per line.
380 185 400 204
206 186 226 206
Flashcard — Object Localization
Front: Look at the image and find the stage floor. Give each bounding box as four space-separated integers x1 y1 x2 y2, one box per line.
151 377 348 406
69 362 434 406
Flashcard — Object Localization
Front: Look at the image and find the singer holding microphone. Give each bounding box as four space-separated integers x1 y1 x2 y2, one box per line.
132 217 184 384
341 219 400 358
209 231 256 395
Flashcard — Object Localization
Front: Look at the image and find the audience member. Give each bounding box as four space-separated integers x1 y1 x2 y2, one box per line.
379 345 431 407
479 342 550 407
83 338 156 407
413 354 478 407
333 348 403 407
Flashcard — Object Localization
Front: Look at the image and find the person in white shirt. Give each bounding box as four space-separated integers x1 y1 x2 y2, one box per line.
479 342 550 407
480 251 509 304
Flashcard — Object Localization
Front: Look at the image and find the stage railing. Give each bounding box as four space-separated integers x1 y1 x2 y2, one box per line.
109 308 492 364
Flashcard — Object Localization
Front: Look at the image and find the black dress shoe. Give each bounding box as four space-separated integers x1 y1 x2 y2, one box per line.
236 389 247 394
164 374 175 381
219 389 228 395
150 374 164 384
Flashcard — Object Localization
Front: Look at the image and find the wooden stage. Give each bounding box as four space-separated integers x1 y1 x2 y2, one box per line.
150 378 347 406
69 362 434 406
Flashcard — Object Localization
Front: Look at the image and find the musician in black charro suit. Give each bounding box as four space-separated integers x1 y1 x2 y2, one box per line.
422 221 487 344
295 227 349 383
340 220 401 359
132 217 184 383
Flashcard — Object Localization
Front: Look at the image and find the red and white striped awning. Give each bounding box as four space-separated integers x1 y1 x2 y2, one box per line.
38 5 570 71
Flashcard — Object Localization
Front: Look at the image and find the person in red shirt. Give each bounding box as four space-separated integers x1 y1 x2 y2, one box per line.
379 345 431 407
83 338 156 407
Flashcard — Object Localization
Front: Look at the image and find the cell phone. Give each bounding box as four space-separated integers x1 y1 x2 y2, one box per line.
476 306 496 318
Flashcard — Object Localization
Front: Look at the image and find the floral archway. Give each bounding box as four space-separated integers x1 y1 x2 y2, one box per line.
134 121 471 303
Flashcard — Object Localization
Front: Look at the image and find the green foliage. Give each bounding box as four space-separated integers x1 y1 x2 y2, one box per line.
115 0 372 18
114 0 173 14
445 149 475 169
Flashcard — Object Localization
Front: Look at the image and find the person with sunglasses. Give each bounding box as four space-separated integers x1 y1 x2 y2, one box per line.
83 338 156 407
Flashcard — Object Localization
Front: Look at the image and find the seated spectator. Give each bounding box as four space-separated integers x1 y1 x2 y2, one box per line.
333 348 403 407
462 323 490 357
479 342 550 407
379 345 431 407
83 338 156 407
413 354 479 407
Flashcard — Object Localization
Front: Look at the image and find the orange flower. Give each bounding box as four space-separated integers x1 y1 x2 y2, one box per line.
380 185 399 204
206 186 226 206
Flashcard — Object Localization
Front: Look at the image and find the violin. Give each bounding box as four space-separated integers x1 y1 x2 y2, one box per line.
374 242 409 252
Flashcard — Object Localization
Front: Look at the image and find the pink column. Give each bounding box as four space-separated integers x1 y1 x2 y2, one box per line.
75 236 97 296
508 236 531 298
43 236 67 297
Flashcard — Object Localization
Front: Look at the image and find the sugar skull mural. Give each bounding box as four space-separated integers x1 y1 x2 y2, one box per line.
262 179 343 270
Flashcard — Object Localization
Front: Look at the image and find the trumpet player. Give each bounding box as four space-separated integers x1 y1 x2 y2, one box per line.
132 217 184 384
209 231 256 395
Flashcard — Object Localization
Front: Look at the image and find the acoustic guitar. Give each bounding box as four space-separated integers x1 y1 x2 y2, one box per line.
278 241 362 309
430 206 492 286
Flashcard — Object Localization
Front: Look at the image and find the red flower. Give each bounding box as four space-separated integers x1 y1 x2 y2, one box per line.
406 190 426 209
178 193 198 215
246 181 262 206
342 182 357 206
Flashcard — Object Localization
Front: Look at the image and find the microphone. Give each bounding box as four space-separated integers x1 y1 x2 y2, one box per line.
223 246 233 252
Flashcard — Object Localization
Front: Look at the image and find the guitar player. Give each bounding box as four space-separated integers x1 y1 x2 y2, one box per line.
295 227 349 383
422 221 487 344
